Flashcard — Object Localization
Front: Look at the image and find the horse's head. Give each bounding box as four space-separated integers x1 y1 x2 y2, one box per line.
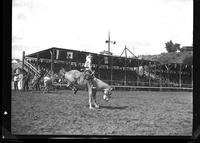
103 87 113 102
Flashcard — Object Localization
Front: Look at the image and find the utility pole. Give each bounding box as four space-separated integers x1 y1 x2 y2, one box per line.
105 31 116 54
108 32 110 53
105 31 116 85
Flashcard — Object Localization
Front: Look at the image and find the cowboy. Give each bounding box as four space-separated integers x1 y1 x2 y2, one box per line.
84 53 96 89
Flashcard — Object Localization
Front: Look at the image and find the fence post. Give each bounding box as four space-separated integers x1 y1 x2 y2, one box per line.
22 51 25 72
98 55 100 79
191 65 193 88
179 63 182 88
167 64 170 87
148 62 151 86
110 56 113 85
50 49 54 76
36 52 39 70
154 62 157 87
124 47 127 86
137 60 139 86
124 65 127 86
159 64 162 91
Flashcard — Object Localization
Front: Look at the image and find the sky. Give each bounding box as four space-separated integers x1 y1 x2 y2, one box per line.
12 0 193 59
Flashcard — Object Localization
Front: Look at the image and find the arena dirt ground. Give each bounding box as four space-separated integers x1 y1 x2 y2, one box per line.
11 90 192 136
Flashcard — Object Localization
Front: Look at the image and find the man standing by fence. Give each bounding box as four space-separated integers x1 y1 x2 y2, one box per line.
14 75 19 91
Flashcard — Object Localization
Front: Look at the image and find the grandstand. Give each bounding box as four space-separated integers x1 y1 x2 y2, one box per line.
21 47 193 90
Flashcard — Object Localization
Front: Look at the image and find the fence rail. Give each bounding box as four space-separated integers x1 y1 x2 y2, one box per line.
112 85 193 91
51 81 192 91
102 80 193 88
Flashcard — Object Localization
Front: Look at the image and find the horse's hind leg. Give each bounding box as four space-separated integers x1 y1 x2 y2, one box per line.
92 91 99 108
68 82 78 94
72 85 79 94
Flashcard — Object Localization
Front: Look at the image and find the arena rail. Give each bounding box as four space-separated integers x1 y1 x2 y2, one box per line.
51 82 192 92
112 85 193 91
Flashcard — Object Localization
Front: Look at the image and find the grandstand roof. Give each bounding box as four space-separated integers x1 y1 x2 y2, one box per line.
26 47 160 67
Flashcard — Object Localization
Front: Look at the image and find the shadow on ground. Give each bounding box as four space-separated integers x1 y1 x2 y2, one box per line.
99 105 128 110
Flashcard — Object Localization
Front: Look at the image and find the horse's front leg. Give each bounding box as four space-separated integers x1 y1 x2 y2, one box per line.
92 91 99 108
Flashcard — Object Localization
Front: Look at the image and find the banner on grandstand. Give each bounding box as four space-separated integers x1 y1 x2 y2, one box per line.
67 52 73 59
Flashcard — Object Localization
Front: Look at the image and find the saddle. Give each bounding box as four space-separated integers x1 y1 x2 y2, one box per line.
72 69 96 94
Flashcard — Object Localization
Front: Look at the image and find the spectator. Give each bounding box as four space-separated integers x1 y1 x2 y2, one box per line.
15 68 20 75
23 73 30 91
14 75 19 91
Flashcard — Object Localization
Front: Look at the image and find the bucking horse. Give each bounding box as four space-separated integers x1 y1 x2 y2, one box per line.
59 68 113 109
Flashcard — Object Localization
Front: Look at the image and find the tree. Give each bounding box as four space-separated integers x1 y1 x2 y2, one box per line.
165 40 181 53
182 56 193 65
